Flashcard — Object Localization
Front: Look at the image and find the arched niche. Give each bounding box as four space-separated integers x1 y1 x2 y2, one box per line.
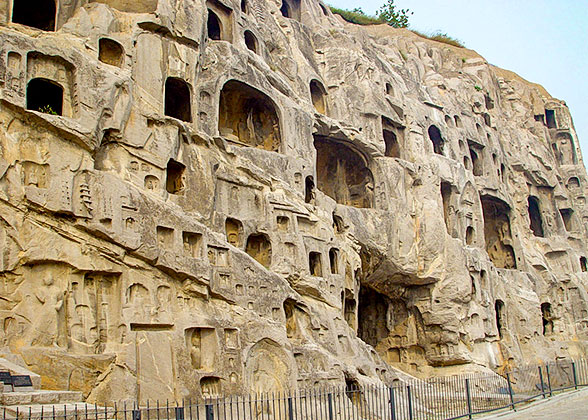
309 79 327 114
206 0 233 42
207 10 222 40
218 80 281 152
495 299 505 338
428 125 444 155
541 303 553 335
245 233 272 268
244 338 292 393
27 78 63 115
383 116 404 159
280 0 301 20
244 30 258 54
481 195 516 269
313 135 374 208
556 132 577 165
527 196 545 237
99 38 124 67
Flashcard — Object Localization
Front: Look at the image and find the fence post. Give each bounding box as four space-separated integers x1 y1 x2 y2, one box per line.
506 373 516 411
572 361 578 390
205 404 213 420
538 366 546 398
287 396 294 420
407 385 413 420
465 378 473 420
327 393 333 420
175 407 184 420
132 409 141 420
388 387 396 420
546 364 553 397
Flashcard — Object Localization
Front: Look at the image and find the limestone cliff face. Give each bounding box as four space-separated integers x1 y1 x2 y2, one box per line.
1 0 587 403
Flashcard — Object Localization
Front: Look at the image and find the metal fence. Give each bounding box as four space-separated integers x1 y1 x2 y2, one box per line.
2 359 587 420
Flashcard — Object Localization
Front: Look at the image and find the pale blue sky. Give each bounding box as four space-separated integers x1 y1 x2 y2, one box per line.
328 0 588 159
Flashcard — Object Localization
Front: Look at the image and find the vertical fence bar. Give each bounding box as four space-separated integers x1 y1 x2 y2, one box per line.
205 403 213 420
506 373 515 411
546 365 553 397
465 378 473 420
572 361 578 390
406 385 413 420
287 396 293 420
539 367 546 398
327 393 333 420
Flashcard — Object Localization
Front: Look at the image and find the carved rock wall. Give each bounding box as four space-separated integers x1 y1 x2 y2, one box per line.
1 0 588 403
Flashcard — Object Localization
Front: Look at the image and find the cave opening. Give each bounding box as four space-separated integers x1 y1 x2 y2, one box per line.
559 208 574 232
428 125 444 155
166 159 186 194
207 10 222 40
309 252 322 277
245 233 272 268
280 0 300 20
244 30 258 53
27 78 63 116
219 80 281 151
310 79 327 114
164 77 192 122
304 176 315 204
528 196 545 237
440 181 453 235
314 136 374 208
329 248 339 274
469 143 483 176
545 109 556 129
495 299 505 338
541 302 553 335
225 217 243 247
12 0 56 31
357 286 389 348
383 117 403 159
343 292 356 330
99 38 124 67
481 195 516 269
466 226 474 245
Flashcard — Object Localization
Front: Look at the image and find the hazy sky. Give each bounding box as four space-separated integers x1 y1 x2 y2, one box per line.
328 0 588 158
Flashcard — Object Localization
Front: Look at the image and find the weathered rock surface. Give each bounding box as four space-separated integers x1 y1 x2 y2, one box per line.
0 0 587 404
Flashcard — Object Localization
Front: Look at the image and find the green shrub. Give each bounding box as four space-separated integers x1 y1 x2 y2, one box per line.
329 1 412 27
377 0 412 28
39 105 58 115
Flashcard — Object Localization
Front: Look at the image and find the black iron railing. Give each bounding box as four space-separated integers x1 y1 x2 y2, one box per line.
2 359 587 420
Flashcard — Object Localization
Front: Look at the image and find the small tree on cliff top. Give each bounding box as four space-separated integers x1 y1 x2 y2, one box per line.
377 0 412 28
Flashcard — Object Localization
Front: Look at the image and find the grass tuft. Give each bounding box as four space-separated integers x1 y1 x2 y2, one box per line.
329 6 384 25
410 30 465 48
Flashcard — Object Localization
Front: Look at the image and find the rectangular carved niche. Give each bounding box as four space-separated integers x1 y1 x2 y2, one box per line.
382 116 405 159
157 226 174 249
21 161 49 188
186 327 217 371
224 328 239 348
560 208 574 232
182 231 202 258
67 272 122 353
208 246 230 266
